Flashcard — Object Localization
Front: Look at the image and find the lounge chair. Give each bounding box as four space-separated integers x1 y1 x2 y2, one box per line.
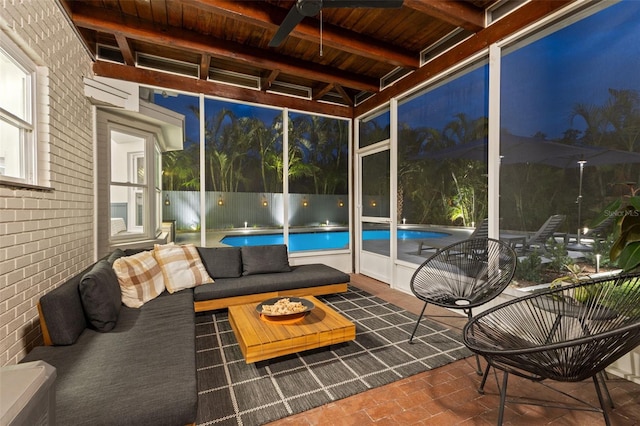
515 214 566 253
417 218 488 255
566 213 616 245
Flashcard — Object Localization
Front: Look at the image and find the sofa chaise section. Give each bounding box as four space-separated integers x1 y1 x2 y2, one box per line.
20 261 197 426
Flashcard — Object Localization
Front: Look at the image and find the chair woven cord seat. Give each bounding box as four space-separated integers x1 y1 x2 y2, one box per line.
462 272 640 425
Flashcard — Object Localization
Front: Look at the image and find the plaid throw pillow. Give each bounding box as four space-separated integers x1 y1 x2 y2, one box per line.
113 250 166 308
153 244 214 293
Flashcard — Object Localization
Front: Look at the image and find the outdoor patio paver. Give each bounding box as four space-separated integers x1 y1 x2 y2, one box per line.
266 274 640 426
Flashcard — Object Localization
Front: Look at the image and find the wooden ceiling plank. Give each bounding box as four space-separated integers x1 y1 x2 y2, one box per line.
93 61 353 118
403 0 485 33
185 0 418 69
72 3 379 93
150 0 169 27
134 0 154 22
292 19 418 68
117 0 138 17
166 1 184 28
114 33 136 66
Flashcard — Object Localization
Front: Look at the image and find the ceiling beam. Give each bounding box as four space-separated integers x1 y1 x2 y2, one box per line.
70 3 379 93
114 34 135 66
93 61 353 119
334 84 354 107
403 0 485 33
355 0 575 116
262 69 280 91
186 0 418 69
199 53 211 80
314 83 335 100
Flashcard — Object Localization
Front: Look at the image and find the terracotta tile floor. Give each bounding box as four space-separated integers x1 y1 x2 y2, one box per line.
267 274 640 426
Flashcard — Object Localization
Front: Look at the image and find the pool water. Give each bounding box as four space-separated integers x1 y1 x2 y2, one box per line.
221 229 448 252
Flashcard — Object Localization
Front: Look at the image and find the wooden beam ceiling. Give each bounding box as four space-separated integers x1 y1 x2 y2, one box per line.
190 0 419 69
94 61 353 118
403 0 486 33
70 2 380 93
60 0 581 119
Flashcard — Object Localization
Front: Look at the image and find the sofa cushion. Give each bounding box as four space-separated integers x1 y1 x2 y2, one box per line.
196 246 243 278
194 264 350 301
38 264 94 345
241 244 291 276
106 248 125 265
79 260 121 332
113 250 166 308
21 290 197 425
153 243 213 293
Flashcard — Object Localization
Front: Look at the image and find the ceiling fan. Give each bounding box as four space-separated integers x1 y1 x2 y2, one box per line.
268 0 404 47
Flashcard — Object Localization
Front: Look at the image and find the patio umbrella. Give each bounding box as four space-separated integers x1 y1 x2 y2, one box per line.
426 133 640 167
425 132 640 171
563 146 640 248
424 132 640 245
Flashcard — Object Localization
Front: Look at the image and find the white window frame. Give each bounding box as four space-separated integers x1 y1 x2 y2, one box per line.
0 31 37 186
108 124 161 242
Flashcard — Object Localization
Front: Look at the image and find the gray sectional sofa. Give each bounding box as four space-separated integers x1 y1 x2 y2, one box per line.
20 244 349 425
194 245 350 311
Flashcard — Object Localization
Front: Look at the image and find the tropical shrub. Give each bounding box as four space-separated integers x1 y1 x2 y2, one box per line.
591 195 640 272
515 252 542 283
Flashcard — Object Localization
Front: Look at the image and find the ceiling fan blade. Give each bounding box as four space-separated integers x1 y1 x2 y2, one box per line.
324 0 403 8
268 4 307 47
269 0 403 48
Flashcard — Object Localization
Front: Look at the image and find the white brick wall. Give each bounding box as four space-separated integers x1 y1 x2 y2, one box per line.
0 1 94 366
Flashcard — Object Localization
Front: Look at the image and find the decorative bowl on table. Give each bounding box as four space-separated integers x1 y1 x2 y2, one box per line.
256 297 314 323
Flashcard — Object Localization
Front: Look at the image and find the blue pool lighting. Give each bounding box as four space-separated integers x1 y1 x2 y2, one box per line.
221 229 448 252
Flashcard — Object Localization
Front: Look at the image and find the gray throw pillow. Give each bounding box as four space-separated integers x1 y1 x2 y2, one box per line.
39 271 90 345
241 245 291 276
196 246 243 278
106 248 126 265
79 260 122 332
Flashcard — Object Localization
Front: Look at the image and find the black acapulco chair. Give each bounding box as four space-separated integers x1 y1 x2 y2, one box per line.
463 272 640 425
408 237 518 373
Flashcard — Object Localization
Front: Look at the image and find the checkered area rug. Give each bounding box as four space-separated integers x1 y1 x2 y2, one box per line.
194 286 472 425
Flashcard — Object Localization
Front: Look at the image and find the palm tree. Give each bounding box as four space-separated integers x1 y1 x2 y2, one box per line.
202 107 235 191
162 144 200 190
603 89 640 152
254 116 282 193
570 102 607 147
443 113 488 146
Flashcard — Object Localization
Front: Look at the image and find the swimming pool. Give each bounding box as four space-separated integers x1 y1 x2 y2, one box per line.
221 229 449 252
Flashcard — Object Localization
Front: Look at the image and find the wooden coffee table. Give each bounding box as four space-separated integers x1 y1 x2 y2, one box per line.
228 295 356 363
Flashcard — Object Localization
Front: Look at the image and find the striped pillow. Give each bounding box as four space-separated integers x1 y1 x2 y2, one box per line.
153 244 214 293
113 250 166 308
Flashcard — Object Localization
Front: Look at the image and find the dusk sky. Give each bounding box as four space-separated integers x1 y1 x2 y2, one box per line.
501 0 640 140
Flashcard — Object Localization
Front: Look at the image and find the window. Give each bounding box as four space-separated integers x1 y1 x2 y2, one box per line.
397 62 489 228
95 99 184 255
500 1 640 235
358 108 390 148
110 127 161 240
288 111 350 251
0 32 36 185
